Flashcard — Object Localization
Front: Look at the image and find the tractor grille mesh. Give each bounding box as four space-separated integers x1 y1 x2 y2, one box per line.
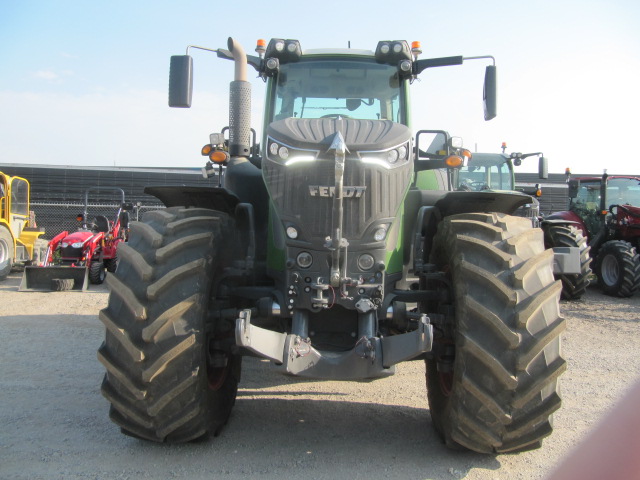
264 157 410 240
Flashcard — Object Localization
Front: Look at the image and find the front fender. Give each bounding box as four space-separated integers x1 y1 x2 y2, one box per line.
542 211 588 238
414 190 534 217
144 186 240 215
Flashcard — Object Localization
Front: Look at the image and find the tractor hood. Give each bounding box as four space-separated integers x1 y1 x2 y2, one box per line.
61 230 97 247
262 118 413 246
267 117 411 153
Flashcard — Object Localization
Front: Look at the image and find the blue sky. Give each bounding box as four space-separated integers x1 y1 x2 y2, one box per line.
1 0 639 174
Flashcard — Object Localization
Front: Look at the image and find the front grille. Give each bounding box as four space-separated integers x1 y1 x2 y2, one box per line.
264 156 411 240
60 246 83 260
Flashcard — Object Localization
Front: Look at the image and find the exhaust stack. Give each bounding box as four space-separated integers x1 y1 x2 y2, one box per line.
227 37 251 158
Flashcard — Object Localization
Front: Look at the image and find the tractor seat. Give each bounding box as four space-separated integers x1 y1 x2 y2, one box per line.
93 215 110 233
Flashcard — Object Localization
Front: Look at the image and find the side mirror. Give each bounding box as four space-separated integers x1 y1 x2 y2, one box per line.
483 65 497 121
539 156 549 179
568 181 579 199
169 55 193 108
417 131 449 158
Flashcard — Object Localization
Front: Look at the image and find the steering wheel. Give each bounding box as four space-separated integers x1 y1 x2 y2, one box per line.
470 182 488 190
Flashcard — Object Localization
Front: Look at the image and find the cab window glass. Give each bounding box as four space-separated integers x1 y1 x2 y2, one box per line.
11 178 29 215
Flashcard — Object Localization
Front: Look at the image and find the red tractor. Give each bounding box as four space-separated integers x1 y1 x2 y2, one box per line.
546 172 640 297
21 187 133 291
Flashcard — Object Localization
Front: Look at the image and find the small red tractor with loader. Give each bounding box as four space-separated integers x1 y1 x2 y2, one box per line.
21 187 133 291
0 171 47 280
546 172 640 297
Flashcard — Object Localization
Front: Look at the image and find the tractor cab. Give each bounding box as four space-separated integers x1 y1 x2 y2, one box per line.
568 176 640 239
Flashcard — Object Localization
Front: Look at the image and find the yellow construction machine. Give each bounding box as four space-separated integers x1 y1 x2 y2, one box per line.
0 172 47 280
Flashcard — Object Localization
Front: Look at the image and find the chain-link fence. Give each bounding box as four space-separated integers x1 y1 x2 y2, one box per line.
31 201 165 240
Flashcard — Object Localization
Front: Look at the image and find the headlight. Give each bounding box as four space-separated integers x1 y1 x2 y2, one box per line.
357 254 375 271
360 142 410 168
278 146 289 159
286 226 298 239
373 225 389 242
267 137 318 165
296 252 313 269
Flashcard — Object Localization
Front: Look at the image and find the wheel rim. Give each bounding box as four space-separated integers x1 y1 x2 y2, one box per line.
0 239 8 266
207 336 232 391
600 254 620 287
438 370 453 396
436 345 455 397
208 364 230 391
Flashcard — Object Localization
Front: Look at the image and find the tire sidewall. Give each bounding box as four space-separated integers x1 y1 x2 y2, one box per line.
0 227 14 279
595 240 640 297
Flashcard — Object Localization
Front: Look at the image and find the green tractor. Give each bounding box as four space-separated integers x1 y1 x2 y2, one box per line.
98 37 565 453
456 144 591 300
456 143 547 222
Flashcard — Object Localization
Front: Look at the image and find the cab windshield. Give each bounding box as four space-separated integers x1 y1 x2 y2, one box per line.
272 58 403 123
458 155 512 191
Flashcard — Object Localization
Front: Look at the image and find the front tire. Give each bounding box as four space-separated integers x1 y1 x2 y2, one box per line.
89 260 106 284
594 240 640 297
425 213 566 453
98 207 240 442
105 256 118 273
544 224 591 300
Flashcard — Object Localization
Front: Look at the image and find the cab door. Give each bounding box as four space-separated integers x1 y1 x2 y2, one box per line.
9 177 30 239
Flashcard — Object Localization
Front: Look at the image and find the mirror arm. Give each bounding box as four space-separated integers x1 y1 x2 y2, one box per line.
186 45 262 72
519 152 543 160
415 56 463 74
462 55 496 66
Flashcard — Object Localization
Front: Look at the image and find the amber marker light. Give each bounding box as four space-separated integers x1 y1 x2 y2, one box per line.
445 155 463 168
411 41 422 59
209 150 229 164
201 144 213 156
460 149 472 160
256 38 267 57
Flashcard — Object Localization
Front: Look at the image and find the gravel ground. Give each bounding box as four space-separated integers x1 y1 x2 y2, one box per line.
1 270 639 480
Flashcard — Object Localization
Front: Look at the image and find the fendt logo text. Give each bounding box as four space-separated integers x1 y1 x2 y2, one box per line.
309 186 366 198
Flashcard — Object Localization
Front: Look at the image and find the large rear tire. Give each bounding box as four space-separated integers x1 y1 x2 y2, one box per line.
594 240 640 297
544 224 591 300
98 207 240 443
425 213 566 453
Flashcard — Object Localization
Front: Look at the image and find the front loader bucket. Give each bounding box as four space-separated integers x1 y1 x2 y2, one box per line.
20 266 89 292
